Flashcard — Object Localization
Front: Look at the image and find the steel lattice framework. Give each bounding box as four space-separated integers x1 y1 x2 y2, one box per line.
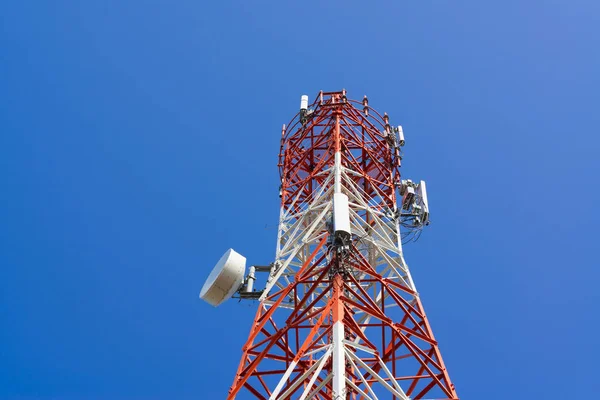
227 90 458 399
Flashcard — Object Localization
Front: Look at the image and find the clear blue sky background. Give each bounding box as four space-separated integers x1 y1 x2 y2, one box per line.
1 1 599 399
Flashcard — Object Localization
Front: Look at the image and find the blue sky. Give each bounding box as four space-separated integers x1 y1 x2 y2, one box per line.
1 1 599 399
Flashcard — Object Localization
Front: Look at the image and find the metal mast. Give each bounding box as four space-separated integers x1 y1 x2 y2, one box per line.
225 90 458 399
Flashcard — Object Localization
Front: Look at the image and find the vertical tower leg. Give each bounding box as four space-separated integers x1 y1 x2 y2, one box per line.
332 274 346 399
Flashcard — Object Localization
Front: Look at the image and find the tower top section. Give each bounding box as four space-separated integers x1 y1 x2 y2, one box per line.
278 89 404 212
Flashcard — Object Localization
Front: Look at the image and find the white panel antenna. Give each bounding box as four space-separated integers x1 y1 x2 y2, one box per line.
397 125 405 146
332 193 351 237
418 180 429 224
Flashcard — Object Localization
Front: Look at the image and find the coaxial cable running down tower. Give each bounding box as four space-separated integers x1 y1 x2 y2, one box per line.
200 90 458 399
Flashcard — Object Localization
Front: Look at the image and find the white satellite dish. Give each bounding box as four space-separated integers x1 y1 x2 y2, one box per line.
200 248 246 307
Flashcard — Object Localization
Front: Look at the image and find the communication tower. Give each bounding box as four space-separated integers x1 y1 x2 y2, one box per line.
200 90 458 399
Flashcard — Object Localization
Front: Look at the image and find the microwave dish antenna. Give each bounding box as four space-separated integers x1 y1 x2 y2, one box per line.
199 248 246 307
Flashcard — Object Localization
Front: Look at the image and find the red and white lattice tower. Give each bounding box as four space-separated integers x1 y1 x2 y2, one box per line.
206 90 458 399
